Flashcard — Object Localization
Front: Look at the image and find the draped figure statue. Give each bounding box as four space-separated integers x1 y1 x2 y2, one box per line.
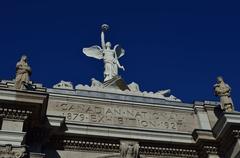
83 24 125 81
214 76 234 112
15 55 32 90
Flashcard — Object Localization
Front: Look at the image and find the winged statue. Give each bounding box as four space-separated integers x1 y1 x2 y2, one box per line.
83 24 125 81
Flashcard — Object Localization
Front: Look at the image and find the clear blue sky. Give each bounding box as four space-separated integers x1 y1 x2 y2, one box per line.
0 1 239 110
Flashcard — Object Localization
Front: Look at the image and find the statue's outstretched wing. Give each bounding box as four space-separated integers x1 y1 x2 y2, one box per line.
114 44 125 58
83 45 103 60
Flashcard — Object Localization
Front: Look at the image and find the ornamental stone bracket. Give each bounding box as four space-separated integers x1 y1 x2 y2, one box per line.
192 112 240 158
0 144 27 158
192 129 220 158
212 112 240 158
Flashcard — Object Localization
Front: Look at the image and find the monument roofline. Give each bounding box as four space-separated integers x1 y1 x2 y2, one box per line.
47 87 194 108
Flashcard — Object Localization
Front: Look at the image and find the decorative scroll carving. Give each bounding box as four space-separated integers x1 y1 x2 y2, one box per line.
53 80 74 90
91 78 104 88
75 82 181 102
0 145 26 158
128 82 140 92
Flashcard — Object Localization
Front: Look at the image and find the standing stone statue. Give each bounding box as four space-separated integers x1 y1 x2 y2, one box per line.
83 24 125 81
15 55 32 90
214 76 234 112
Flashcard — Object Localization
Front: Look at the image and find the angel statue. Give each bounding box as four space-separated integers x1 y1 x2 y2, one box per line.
83 24 125 81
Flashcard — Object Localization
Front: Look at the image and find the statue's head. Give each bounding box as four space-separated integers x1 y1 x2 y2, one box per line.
217 76 224 83
21 55 27 62
101 24 109 32
106 42 111 48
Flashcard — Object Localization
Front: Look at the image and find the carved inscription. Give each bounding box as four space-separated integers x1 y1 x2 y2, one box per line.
48 100 197 132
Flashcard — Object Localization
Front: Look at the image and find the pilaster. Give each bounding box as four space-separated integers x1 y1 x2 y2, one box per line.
194 101 211 130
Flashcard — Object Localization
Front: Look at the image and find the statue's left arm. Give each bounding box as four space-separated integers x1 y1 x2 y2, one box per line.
115 57 125 71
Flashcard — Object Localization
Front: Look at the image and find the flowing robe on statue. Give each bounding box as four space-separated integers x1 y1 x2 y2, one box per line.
214 82 233 111
103 49 118 81
15 61 31 89
82 24 125 82
83 45 124 82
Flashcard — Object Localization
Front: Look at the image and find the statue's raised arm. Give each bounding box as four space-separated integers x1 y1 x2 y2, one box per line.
101 24 109 49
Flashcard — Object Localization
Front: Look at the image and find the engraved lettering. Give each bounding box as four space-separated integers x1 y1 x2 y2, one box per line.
118 117 124 124
127 109 134 117
141 121 148 127
149 121 156 127
86 106 94 114
50 100 195 132
114 108 121 115
106 108 113 115
90 114 97 122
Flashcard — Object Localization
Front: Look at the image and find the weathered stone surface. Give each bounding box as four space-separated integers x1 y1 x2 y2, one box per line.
47 97 198 132
53 80 74 90
0 144 26 158
44 150 118 158
0 79 240 158
214 76 234 112
120 140 139 158
15 55 32 90
1 119 24 132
